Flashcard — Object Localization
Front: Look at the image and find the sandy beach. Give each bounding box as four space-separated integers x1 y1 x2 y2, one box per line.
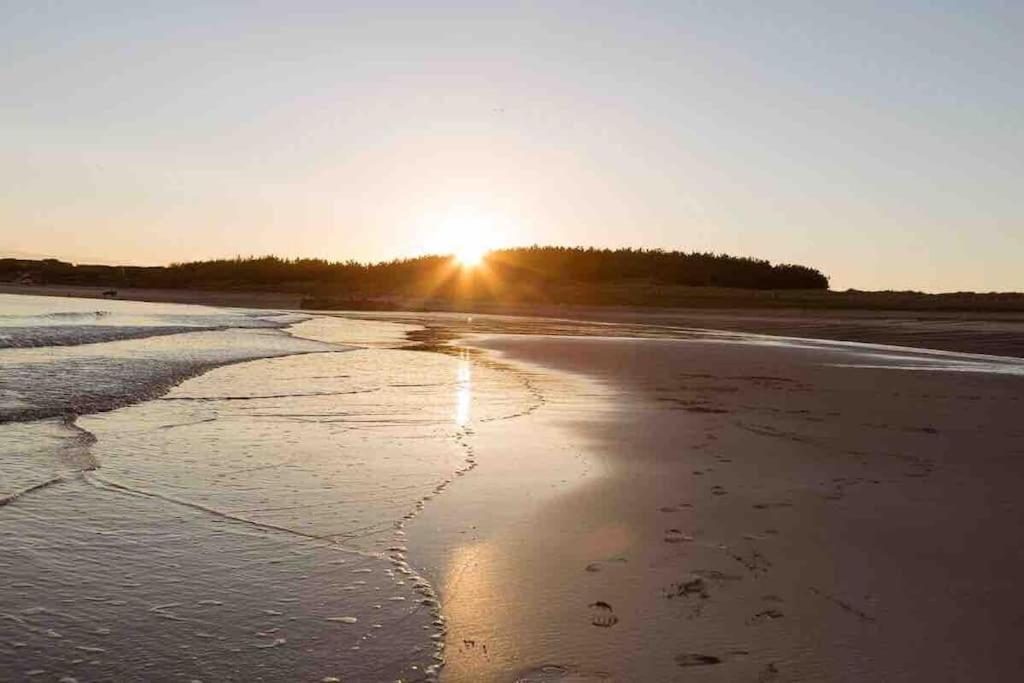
407 331 1024 681
3 293 1023 681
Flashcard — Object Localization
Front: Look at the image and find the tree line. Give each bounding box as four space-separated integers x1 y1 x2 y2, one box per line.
0 246 829 300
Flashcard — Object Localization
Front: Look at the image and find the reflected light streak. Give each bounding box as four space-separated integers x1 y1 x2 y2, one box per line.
455 352 471 427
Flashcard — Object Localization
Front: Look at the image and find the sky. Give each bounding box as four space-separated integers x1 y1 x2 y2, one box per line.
1 1 1021 291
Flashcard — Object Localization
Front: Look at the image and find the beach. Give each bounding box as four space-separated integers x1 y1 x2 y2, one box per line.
2 293 1023 681
7 0 1022 679
418 333 1024 680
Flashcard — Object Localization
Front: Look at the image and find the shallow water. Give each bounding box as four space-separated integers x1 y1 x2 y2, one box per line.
81 348 534 549
0 294 537 681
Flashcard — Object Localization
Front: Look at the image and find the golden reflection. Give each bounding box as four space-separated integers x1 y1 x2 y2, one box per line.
438 540 516 680
455 351 471 427
438 521 636 679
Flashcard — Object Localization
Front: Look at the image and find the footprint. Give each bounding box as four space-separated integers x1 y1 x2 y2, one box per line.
588 601 619 628
692 569 743 582
664 577 709 600
729 548 771 575
584 557 628 573
752 502 792 510
675 653 722 667
664 529 694 543
515 664 609 681
747 608 784 625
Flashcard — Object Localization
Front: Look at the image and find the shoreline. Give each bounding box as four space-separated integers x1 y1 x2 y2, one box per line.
5 283 1024 359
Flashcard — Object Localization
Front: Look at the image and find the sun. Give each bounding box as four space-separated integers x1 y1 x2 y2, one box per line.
433 206 504 269
454 242 487 268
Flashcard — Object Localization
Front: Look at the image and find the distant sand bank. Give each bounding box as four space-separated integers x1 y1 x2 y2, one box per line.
410 332 1024 681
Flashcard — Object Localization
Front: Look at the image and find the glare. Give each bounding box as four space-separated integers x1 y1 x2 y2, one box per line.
431 205 507 268
455 243 487 268
455 353 471 427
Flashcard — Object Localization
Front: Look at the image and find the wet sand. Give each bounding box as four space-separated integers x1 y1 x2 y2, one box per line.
408 333 1024 681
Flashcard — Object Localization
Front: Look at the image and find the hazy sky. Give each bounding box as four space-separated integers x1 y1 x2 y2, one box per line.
2 1 1021 291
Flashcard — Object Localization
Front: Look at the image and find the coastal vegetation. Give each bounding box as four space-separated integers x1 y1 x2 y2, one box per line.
3 246 823 291
3 247 1023 311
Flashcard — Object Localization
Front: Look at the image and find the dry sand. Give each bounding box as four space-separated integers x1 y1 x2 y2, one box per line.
406 332 1024 681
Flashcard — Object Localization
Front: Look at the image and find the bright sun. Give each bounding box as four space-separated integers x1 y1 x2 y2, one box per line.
454 242 487 268
435 207 504 268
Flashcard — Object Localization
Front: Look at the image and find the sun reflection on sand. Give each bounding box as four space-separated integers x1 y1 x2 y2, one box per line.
438 540 518 680
455 352 472 427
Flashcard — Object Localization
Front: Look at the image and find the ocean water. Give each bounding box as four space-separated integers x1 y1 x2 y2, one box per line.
0 294 534 682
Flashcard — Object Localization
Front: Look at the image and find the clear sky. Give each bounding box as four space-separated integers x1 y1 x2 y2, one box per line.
1 1 1021 291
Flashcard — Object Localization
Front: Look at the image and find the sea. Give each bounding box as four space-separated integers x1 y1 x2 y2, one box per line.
0 293 535 682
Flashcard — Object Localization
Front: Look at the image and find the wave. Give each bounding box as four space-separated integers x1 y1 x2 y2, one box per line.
0 324 218 348
0 294 312 351
0 300 342 424
0 329 340 424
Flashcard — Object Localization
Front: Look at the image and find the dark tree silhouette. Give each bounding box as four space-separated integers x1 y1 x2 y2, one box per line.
0 247 829 297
